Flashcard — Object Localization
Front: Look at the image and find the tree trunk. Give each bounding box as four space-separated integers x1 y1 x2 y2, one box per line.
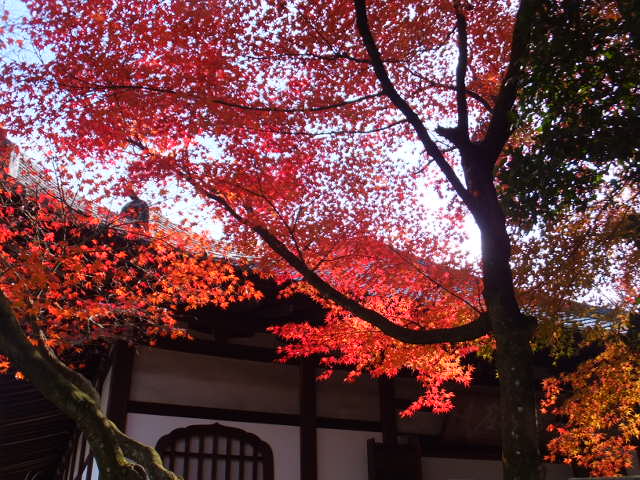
474 171 542 480
483 240 541 479
494 319 540 480
0 291 180 480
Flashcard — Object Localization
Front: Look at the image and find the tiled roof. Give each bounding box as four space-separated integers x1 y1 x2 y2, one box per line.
6 145 248 261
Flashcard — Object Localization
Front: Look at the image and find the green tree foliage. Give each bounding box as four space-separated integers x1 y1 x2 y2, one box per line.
501 0 639 228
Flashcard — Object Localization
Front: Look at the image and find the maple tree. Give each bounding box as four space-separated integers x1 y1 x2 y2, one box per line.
0 0 637 479
511 151 640 477
541 330 640 477
511 191 640 475
501 2 640 474
0 137 261 478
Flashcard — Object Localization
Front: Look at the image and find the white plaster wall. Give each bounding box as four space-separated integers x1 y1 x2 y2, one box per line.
130 347 299 414
421 457 571 480
90 459 99 480
67 438 95 480
8 149 21 177
317 428 382 480
100 364 114 411
84 458 104 480
126 413 300 480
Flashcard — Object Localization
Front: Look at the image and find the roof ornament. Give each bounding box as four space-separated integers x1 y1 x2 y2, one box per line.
0 127 19 177
120 193 149 230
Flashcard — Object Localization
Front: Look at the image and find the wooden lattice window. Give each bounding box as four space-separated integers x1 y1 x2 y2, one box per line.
156 423 274 480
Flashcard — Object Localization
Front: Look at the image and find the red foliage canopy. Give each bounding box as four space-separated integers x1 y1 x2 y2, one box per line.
0 151 260 373
0 0 515 410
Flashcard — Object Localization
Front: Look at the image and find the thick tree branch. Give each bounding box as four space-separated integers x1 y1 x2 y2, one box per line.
0 291 180 480
482 0 542 159
115 431 179 480
202 191 491 345
352 0 474 209
454 2 470 140
31 324 101 404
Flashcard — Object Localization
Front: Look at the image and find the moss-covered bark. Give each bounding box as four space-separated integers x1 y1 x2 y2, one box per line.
0 290 181 480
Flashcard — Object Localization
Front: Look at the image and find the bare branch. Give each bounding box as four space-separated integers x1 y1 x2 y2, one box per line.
244 49 404 64
406 69 493 112
210 91 384 114
72 80 384 114
352 0 474 209
388 246 481 314
234 118 408 137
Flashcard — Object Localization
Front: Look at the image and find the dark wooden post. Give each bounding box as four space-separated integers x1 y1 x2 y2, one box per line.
106 341 135 431
369 376 423 480
378 376 396 445
300 357 317 480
